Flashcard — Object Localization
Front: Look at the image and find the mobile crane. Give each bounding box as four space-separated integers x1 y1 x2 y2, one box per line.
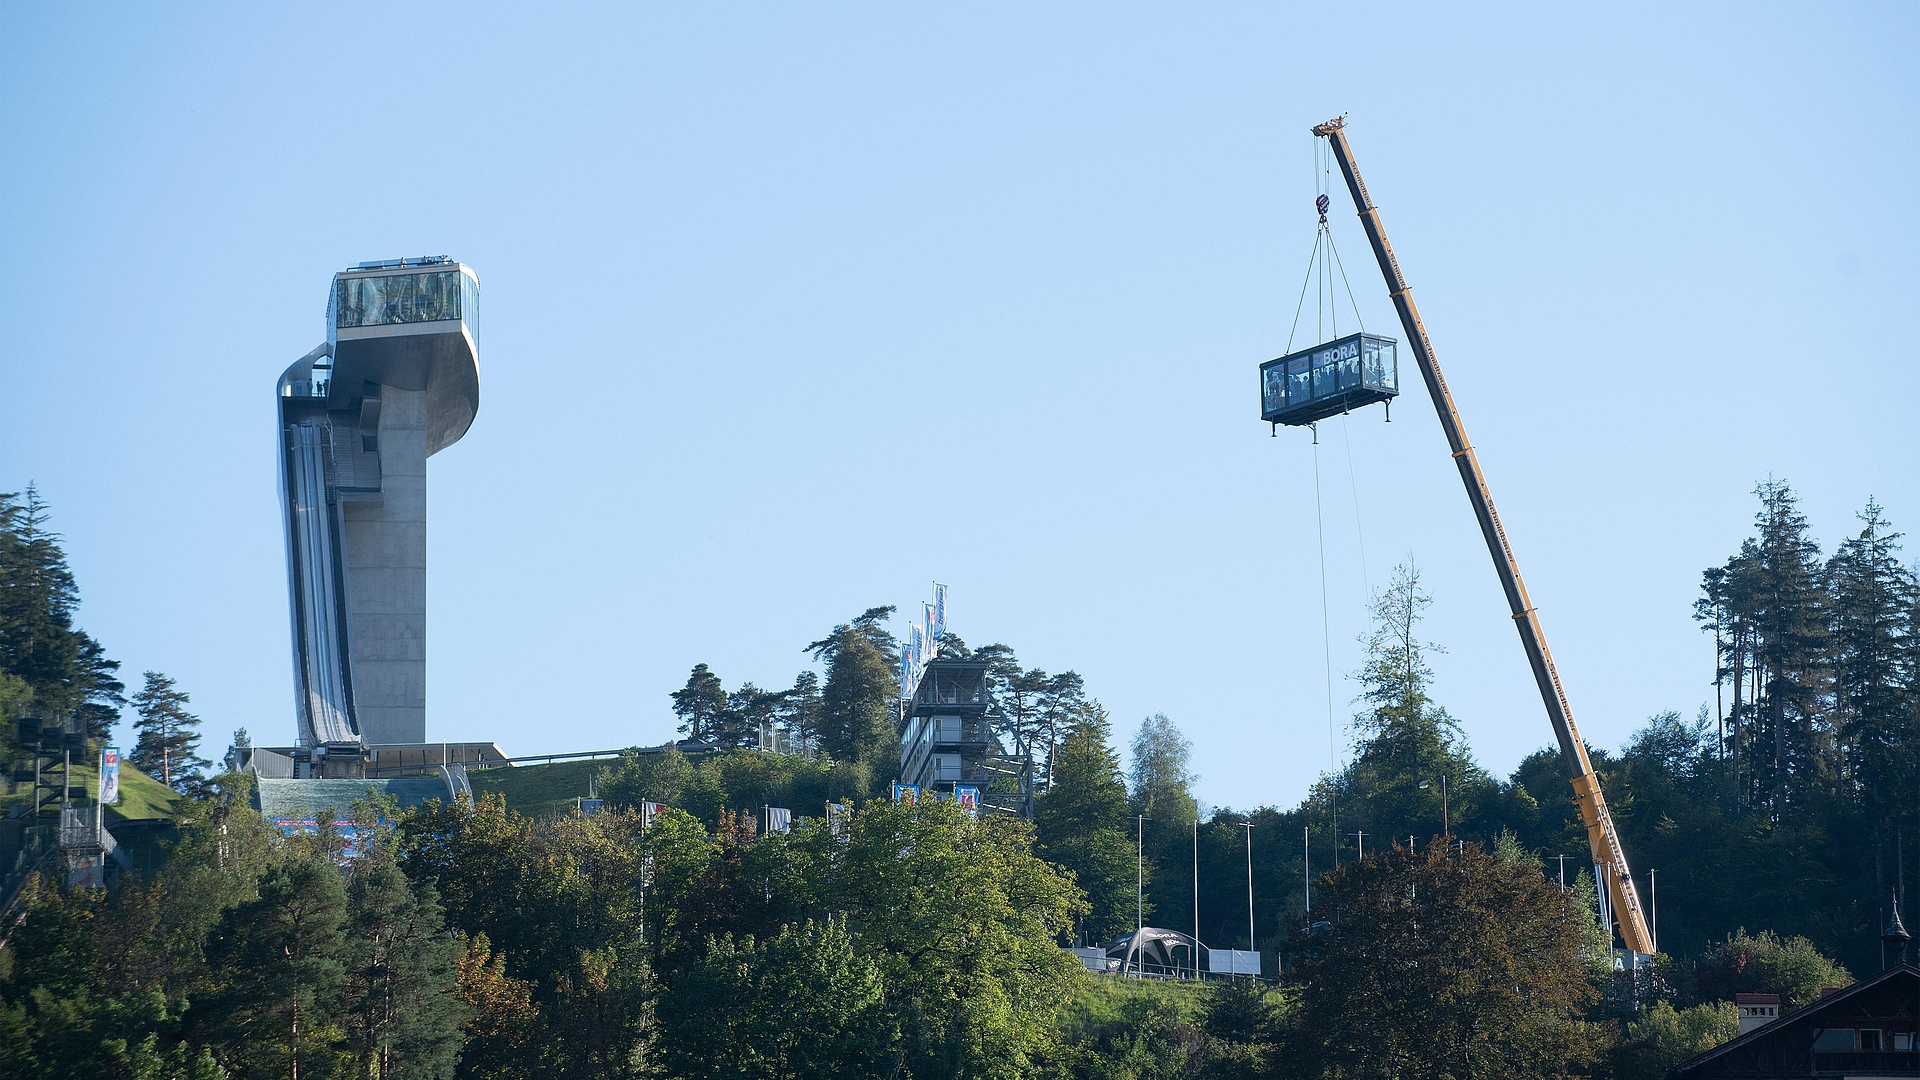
1311 116 1655 955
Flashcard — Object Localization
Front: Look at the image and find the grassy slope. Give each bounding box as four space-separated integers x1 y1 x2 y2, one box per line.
1 759 181 822
1058 975 1210 1036
466 759 606 820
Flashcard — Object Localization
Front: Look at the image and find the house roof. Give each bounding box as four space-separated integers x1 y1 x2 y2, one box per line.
1673 963 1920 1077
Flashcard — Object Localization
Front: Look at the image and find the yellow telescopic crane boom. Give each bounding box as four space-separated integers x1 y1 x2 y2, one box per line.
1312 116 1654 955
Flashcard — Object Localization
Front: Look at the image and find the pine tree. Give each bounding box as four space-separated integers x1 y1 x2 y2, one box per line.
0 486 84 708
670 663 728 742
722 682 782 750
72 632 127 741
130 670 210 791
777 670 823 752
203 856 349 1080
807 615 899 772
1828 499 1915 835
1341 562 1488 843
1743 480 1835 817
1035 700 1141 942
342 858 465 1080
1036 670 1087 792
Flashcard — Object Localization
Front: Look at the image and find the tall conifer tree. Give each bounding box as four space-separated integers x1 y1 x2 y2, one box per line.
1035 700 1141 941
204 856 349 1080
1829 499 1915 827
131 670 210 791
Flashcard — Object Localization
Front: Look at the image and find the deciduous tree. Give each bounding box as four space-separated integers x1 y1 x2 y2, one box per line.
1291 840 1608 1080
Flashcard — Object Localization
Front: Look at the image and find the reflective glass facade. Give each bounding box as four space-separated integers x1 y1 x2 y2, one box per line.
1259 331 1400 426
335 270 463 328
459 269 481 352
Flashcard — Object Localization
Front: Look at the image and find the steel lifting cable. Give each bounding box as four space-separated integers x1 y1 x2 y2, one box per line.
1286 136 1381 857
1313 437 1337 781
1339 414 1372 596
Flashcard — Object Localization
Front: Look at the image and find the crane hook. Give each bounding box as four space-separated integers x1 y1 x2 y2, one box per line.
1316 194 1330 225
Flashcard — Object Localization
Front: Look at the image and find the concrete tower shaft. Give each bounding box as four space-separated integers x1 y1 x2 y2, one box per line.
278 258 479 750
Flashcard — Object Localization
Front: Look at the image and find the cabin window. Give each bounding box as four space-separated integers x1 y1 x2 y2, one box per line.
1337 350 1362 390
1895 1032 1912 1050
1861 1029 1884 1050
1263 366 1287 413
1287 359 1311 405
1813 1028 1855 1049
1312 356 1337 398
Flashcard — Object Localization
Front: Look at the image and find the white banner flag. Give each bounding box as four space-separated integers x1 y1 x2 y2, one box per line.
766 806 791 834
98 747 120 805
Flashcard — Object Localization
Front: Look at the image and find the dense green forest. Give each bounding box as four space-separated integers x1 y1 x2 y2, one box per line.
2 477 1914 1078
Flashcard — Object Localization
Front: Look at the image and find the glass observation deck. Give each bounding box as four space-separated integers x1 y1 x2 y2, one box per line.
1259 331 1400 426
331 262 480 345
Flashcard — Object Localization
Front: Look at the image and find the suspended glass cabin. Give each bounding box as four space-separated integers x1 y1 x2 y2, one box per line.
1259 331 1400 426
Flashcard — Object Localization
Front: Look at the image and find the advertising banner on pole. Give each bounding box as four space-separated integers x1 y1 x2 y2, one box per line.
932 582 947 641
891 783 919 805
955 784 980 819
826 801 851 837
642 801 669 829
766 806 791 834
98 747 120 805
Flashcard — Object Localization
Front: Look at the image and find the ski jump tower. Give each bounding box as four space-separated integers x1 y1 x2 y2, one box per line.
271 257 489 777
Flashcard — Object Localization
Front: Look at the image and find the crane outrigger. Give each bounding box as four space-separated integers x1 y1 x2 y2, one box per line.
1312 116 1655 955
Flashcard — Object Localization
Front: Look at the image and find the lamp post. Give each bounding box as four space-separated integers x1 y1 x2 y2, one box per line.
1303 825 1310 926
1419 776 1449 839
1649 868 1658 954
1239 821 1255 978
1134 815 1143 972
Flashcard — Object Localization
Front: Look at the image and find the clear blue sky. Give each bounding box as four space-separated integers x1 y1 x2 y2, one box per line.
2 4 1914 812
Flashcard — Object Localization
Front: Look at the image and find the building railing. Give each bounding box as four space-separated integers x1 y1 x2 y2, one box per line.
1809 1049 1920 1073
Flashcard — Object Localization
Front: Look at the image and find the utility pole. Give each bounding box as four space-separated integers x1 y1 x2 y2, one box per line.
1193 819 1200 981
1355 830 1365 861
1302 825 1310 923
1136 814 1144 975
1558 854 1568 892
